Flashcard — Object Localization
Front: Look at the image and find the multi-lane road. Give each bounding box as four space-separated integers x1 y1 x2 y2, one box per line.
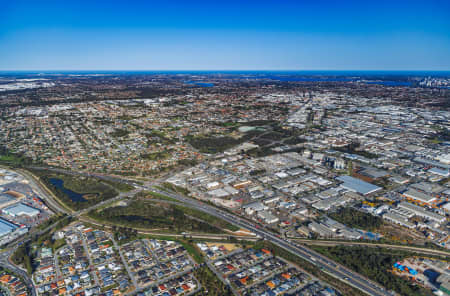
27 171 395 296
147 186 394 296
0 167 404 296
291 238 450 257
0 168 138 296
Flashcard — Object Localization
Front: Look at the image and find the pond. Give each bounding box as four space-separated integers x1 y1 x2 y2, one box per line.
49 178 87 202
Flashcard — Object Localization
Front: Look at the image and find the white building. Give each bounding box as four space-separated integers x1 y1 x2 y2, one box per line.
383 211 415 229
398 202 446 224
257 210 279 224
3 203 40 217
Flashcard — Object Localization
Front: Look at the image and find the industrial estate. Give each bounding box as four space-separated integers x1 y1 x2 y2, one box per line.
0 72 449 296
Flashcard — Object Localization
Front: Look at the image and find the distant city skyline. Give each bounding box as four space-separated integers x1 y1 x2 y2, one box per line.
1 0 449 71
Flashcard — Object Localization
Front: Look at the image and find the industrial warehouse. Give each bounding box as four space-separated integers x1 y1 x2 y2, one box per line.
0 169 53 246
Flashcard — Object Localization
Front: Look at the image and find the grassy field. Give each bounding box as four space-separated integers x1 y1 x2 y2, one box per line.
0 145 37 167
88 199 238 234
100 179 134 192
0 153 33 167
134 191 239 231
178 239 204 264
135 190 179 202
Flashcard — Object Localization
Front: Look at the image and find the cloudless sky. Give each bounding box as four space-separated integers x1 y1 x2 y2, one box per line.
1 0 449 70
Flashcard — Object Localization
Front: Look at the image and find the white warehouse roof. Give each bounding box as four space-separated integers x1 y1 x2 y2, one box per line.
3 203 40 217
398 202 445 223
337 175 381 195
403 189 436 204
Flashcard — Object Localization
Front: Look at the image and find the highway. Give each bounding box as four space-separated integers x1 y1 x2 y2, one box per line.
0 168 138 295
16 168 72 215
147 186 394 296
0 167 401 296
291 239 450 257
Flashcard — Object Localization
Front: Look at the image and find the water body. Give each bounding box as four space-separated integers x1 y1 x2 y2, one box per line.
238 126 267 133
49 178 87 202
364 81 412 86
266 76 354 82
184 81 214 87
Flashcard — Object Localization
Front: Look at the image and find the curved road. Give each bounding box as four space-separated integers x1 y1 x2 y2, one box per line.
17 168 72 215
0 246 36 296
6 167 446 296
147 187 393 296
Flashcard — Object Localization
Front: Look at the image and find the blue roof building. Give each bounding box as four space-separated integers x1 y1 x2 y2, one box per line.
337 175 382 195
0 217 18 237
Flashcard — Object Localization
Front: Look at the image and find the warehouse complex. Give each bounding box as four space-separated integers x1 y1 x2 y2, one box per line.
0 217 18 237
3 203 40 218
337 175 382 195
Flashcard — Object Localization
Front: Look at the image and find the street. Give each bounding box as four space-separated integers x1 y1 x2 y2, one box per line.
0 168 395 296
147 186 394 296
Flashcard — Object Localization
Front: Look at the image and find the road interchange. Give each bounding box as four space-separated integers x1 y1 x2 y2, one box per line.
0 167 426 296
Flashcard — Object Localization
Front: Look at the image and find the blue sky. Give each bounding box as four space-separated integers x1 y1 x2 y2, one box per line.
1 0 449 70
